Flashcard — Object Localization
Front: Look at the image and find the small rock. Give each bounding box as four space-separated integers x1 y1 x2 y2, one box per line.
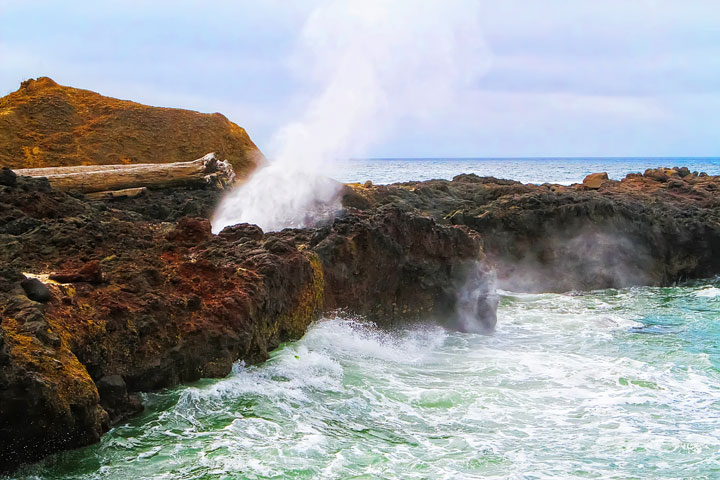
20 278 52 302
4 296 45 323
218 223 264 242
96 375 128 409
166 217 212 245
644 168 668 182
264 237 295 255
0 167 17 187
363 180 373 188
583 172 609 189
21 320 61 347
186 294 202 311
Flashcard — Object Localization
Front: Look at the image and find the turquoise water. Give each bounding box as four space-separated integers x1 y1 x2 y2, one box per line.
333 157 720 185
14 280 720 479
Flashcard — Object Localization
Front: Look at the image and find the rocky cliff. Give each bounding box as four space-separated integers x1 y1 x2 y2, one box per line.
0 78 263 177
0 170 489 471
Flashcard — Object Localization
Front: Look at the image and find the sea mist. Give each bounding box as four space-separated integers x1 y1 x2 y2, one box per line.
212 0 489 233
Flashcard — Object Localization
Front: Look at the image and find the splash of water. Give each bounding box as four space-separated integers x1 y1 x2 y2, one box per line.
456 264 499 333
212 0 489 233
19 280 720 479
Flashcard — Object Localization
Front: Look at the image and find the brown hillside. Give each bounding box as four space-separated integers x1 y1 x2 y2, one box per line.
0 77 264 177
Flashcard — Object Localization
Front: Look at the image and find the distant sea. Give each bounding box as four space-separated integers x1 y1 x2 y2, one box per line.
333 157 720 185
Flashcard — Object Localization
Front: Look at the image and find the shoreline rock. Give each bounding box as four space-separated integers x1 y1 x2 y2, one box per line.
0 174 491 471
2 164 719 471
346 168 720 292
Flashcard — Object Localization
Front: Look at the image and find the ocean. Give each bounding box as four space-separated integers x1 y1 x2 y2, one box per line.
12 159 720 479
333 157 720 185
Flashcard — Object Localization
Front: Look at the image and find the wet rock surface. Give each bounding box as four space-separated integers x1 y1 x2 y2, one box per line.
20 278 51 302
4 165 718 470
346 168 720 292
0 175 487 470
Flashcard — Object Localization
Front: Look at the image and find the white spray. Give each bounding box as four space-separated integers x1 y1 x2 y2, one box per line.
212 0 489 233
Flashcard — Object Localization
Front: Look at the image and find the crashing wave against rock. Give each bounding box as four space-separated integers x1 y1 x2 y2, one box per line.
0 170 492 471
2 161 720 471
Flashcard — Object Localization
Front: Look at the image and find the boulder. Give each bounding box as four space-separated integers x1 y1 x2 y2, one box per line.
218 223 264 242
0 167 16 187
165 217 212 245
583 172 609 189
20 278 51 302
96 375 127 406
644 168 668 182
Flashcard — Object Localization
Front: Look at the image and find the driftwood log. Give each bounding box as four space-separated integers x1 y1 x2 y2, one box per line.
13 152 235 194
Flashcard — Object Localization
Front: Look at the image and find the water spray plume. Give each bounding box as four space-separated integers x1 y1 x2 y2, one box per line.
212 0 489 233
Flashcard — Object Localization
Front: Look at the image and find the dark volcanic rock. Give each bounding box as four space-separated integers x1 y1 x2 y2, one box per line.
0 167 16 186
7 159 715 471
0 173 491 471
345 169 720 292
218 223 264 242
0 180 319 470
95 375 143 424
308 207 490 327
20 278 52 302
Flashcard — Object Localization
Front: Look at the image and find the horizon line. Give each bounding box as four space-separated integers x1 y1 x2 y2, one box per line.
351 156 720 161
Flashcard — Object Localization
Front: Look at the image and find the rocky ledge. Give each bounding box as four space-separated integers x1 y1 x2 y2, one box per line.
346 167 720 292
0 168 491 471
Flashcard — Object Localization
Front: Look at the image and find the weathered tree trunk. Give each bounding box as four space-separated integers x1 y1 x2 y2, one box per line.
13 152 234 193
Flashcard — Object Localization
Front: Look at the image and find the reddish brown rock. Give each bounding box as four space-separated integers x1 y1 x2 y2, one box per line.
165 217 213 245
582 172 609 189
644 167 668 182
50 260 103 284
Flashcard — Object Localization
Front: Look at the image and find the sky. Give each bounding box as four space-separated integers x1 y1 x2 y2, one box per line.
1 0 719 158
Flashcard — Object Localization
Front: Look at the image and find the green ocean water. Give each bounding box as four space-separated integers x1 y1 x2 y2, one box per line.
11 280 720 479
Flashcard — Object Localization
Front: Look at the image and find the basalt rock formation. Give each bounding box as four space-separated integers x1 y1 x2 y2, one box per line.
0 171 488 471
0 77 263 177
4 155 718 471
279 206 495 330
345 167 720 292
